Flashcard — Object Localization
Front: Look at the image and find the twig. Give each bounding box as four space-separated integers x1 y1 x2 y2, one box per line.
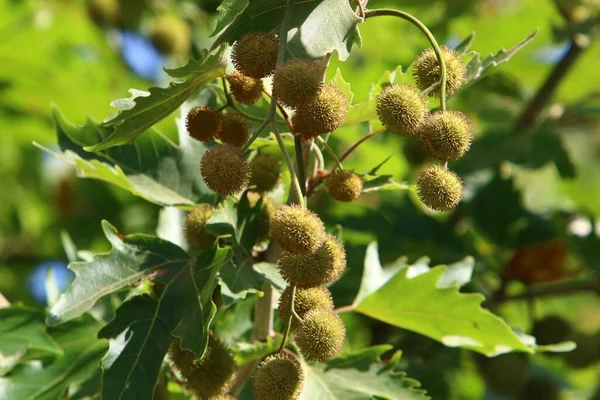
294 136 308 197
273 124 305 208
337 129 384 166
316 136 344 170
279 285 297 352
485 279 600 307
334 305 354 314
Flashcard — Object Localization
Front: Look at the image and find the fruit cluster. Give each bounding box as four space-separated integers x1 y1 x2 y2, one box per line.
376 46 472 211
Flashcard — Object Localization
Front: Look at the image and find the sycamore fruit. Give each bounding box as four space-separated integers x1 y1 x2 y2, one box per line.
201 145 251 196
295 309 346 361
292 84 348 139
326 169 363 202
184 204 215 253
417 165 463 211
252 354 304 400
271 205 326 255
149 15 191 55
420 110 473 161
278 286 334 327
273 59 324 109
376 83 428 136
249 153 283 193
218 113 251 148
168 336 237 399
414 46 466 97
87 0 121 26
186 106 222 142
227 71 264 105
278 234 346 288
231 31 279 79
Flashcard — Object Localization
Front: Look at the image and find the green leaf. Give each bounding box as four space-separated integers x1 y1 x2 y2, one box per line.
300 346 429 400
0 306 61 360
47 221 190 326
212 0 362 60
98 246 231 400
353 243 533 356
85 46 228 151
0 316 108 400
37 107 217 206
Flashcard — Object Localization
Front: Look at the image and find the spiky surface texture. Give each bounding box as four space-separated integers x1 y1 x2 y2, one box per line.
218 113 251 148
227 71 264 105
149 15 191 55
88 0 121 26
417 165 463 211
249 153 282 193
278 234 346 287
201 145 250 196
231 31 279 79
376 84 428 136
252 354 304 400
292 84 348 139
186 106 222 142
168 336 237 399
271 205 326 255
273 59 324 109
326 169 363 202
295 309 346 361
185 204 215 253
414 46 466 97
279 286 334 328
420 110 473 161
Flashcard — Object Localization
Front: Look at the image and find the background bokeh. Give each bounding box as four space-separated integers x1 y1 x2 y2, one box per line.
1 0 600 399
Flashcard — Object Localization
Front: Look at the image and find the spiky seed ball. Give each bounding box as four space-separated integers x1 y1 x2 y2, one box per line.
211 396 236 400
249 153 282 193
201 145 250 196
273 59 324 109
186 106 222 142
87 0 121 26
231 32 279 79
279 286 334 328
292 84 348 139
185 204 215 253
226 71 264 105
271 205 326 255
278 235 346 287
295 309 346 361
376 84 428 136
149 15 191 55
252 354 304 400
417 165 463 211
420 110 473 161
414 46 466 97
168 336 237 398
217 113 251 148
326 169 363 202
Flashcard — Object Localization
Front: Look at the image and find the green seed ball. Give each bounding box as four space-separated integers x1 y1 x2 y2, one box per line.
326 169 363 202
201 145 250 196
271 205 326 255
279 286 334 328
186 106 222 142
149 15 191 55
417 165 463 211
231 31 279 79
376 83 428 136
185 204 216 253
278 234 346 288
168 335 237 398
87 0 121 26
414 46 466 97
227 71 264 105
420 110 473 161
252 354 304 400
292 84 348 139
295 309 346 361
218 113 251 148
249 153 283 193
273 59 324 109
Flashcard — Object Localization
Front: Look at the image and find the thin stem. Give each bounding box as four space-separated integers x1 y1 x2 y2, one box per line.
273 122 305 208
334 305 354 314
279 285 297 352
316 136 344 170
239 118 271 154
216 104 228 113
364 9 447 110
312 141 325 171
337 129 384 167
294 136 308 197
485 279 600 307
221 77 266 123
